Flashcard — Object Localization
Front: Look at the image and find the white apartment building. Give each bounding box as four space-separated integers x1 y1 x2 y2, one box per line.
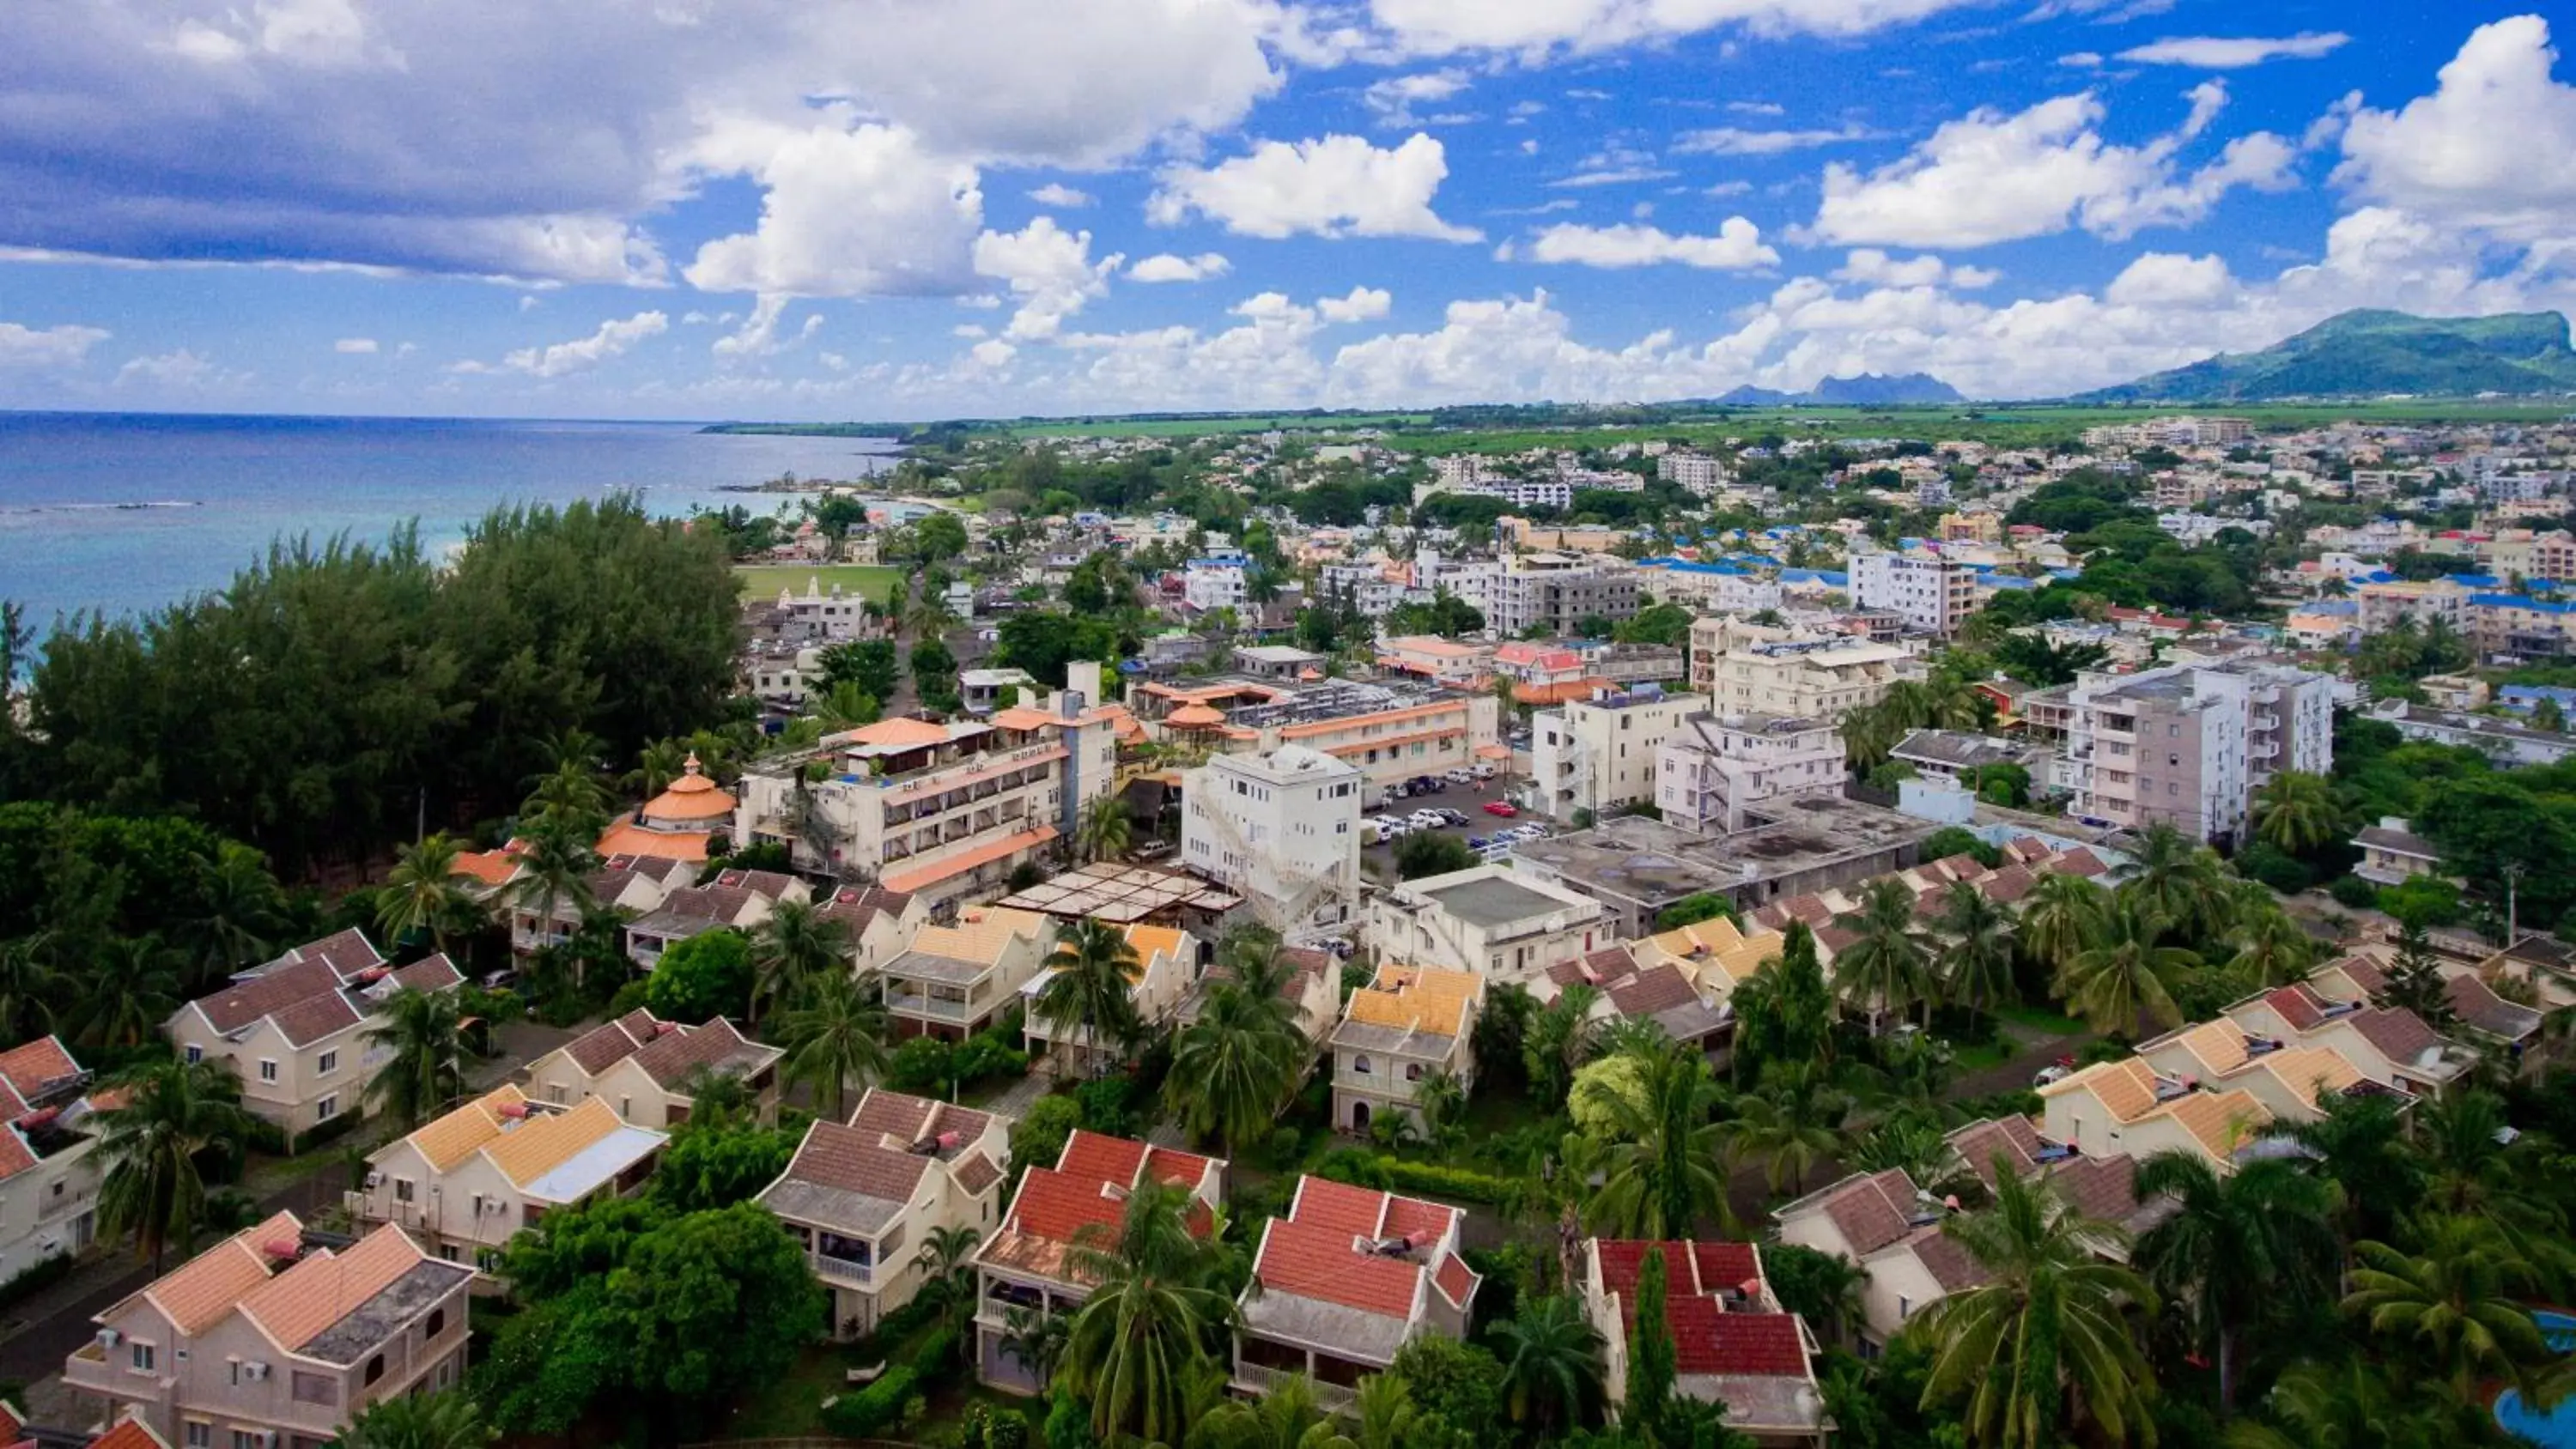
1531 685 1709 821
1848 551 1978 637
1365 865 1606 987
2052 661 2336 846
1486 554 1643 638
1656 712 1847 835
1316 564 1406 618
1182 561 1248 613
0 1038 105 1277
1464 477 1574 510
1414 553 1501 619
1656 452 1731 495
1688 617 1918 719
1182 745 1364 936
732 663 1120 906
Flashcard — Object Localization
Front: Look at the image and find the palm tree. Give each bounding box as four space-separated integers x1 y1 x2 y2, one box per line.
773 971 890 1121
376 832 477 956
508 826 598 959
2251 771 2342 855
1932 879 2018 1013
1723 1064 1850 1197
2223 1357 2449 1449
1347 1373 1421 1449
1911 1168 2157 1449
520 755 612 837
1188 1373 1354 1449
1579 1040 1729 1239
1831 876 1936 1030
2057 893 2193 1036
338 1389 494 1449
999 1303 1070 1387
671 1064 756 1128
363 988 468 1130
2130 1152 2339 1413
2117 822 2230 945
2413 1089 2528 1218
69 936 179 1048
176 842 285 990
811 682 881 731
1063 1180 1235 1445
913 1223 983 1361
2344 1214 2555 1403
1490 1294 1607 1436
748 900 851 1028
1074 794 1133 864
2269 1090 2420 1246
2226 886 2317 987
1033 918 1145 1075
1166 954 1307 1155
0 936 58 1044
95 1058 257 1272
625 737 691 799
2016 873 2103 977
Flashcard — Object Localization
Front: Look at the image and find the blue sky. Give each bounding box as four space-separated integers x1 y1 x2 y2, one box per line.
3 0 2573 420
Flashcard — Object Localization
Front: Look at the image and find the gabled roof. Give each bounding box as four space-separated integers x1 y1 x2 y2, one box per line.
0 1038 81 1106
483 1098 629 1189
2136 1088 2269 1160
1945 1115 2042 1188
560 1009 662 1076
626 1018 781 1092
238 1222 428 1354
2447 973 2543 1041
1245 1175 1467 1321
125 1211 303 1336
402 1086 528 1173
2037 1058 2161 1122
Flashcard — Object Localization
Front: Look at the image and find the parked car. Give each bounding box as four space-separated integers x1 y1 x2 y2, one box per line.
1483 801 1519 817
1471 763 1498 781
1467 835 1492 851
1441 768 1474 785
1437 809 1469 826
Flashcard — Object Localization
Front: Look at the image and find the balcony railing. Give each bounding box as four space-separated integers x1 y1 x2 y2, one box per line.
814 1251 877 1285
885 991 985 1024
1231 1362 1358 1412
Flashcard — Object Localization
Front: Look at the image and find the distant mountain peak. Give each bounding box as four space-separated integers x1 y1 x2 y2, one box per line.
1705 372 1963 407
2077 308 2576 403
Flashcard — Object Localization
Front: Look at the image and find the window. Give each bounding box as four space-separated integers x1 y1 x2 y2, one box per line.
423 1307 447 1339
185 1424 211 1449
1352 1054 1374 1076
184 1045 203 1064
317 1096 337 1122
318 1050 337 1076
258 1059 278 1083
233 1431 261 1449
290 1370 337 1406
130 1342 155 1373
394 1179 415 1204
364 1353 386 1386
1404 1064 1424 1082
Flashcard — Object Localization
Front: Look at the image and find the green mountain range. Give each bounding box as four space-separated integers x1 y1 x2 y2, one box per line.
2076 308 2576 403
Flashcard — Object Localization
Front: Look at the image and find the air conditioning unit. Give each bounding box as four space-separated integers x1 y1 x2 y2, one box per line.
243 1362 271 1382
96 1328 121 1349
364 1173 384 1190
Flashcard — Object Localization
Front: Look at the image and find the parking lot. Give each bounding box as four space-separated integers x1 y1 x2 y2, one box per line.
1360 775 1552 872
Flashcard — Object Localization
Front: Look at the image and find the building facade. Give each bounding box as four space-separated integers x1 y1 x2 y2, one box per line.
1531 686 1709 822
2052 661 2336 845
1655 712 1847 835
1848 551 1978 636
1181 745 1364 937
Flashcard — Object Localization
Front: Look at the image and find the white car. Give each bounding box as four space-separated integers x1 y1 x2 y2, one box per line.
1407 811 1447 828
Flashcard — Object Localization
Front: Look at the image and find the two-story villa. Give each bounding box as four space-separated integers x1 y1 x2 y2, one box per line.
0 1037 108 1276
972 1131 1224 1392
2036 1059 2274 1169
521 1011 784 1128
1327 965 1482 1136
813 886 930 976
876 908 1054 1042
1176 946 1340 1046
349 1088 667 1267
63 1216 473 1449
164 932 462 1135
756 1089 1010 1338
1232 1176 1478 1411
1580 1239 1827 1446
507 857 690 960
1019 925 1200 1076
1363 865 1606 988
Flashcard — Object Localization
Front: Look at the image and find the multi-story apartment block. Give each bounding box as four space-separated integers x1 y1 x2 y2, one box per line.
1365 866 1605 985
1847 551 1978 636
1687 617 1917 719
1655 712 1846 835
1139 677 1501 792
1181 745 1364 936
2354 578 2470 634
1656 452 1731 495
2052 661 2335 846
2479 528 2576 582
2467 591 2576 660
1461 477 1574 510
0 1038 106 1276
2368 698 2576 766
1636 561 1783 614
351 1089 668 1266
166 932 462 1137
876 907 1055 1041
1531 685 1708 821
1373 634 1495 688
972 1131 1224 1392
732 664 1120 906
64 1216 474 1449
756 1090 1009 1339
1021 925 1199 1075
1182 559 1247 614
1327 965 1483 1135
521 1010 784 1128
1581 1239 1828 1446
1485 554 1642 638
1232 1177 1478 1411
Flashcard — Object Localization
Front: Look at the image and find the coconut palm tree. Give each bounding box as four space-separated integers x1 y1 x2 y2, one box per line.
2057 894 2194 1036
175 842 287 991
2117 822 2231 945
95 1058 257 1272
1347 1374 1421 1449
773 970 890 1121
999 1303 1070 1388
624 737 691 800
1166 943 1307 1155
1722 1063 1850 1197
671 1064 757 1129
2269 1090 2419 1247
520 755 612 837
2222 1357 2450 1449
1579 1040 1730 1239
811 682 881 731
337 1389 495 1449
376 832 477 957
1490 1294 1607 1436
1932 879 2018 1013
2344 1214 2555 1404
2130 1152 2340 1414
508 826 598 961
1033 918 1145 1075
0 936 58 1045
2016 873 2103 978
748 900 851 1028
1074 793 1133 864
913 1223 983 1360
1911 1168 2157 1449
1188 1373 1354 1449
363 988 468 1130
2413 1089 2532 1219
69 935 179 1049
1063 1179 1235 1446
1832 876 1936 1030
2226 886 2318 987
2251 771 2343 856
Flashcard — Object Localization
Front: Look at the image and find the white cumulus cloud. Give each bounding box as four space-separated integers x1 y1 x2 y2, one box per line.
683 118 984 297
2335 15 2576 242
1127 252 1233 283
1364 0 1983 59
332 336 379 354
1525 219 1778 270
1028 184 1095 209
501 310 668 377
1317 286 1393 322
0 320 110 370
973 216 1121 341
2117 32 2349 69
1150 133 1481 242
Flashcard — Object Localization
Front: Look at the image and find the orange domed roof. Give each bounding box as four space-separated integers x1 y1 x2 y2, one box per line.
1165 703 1227 729
641 754 737 822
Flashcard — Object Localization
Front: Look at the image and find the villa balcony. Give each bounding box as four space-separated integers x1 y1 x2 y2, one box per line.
1231 1362 1358 1413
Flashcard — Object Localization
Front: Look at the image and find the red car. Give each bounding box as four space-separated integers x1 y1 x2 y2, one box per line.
1482 800 1518 817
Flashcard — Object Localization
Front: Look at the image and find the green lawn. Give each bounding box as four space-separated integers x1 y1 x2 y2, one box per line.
1947 1038 2014 1073
1993 1003 2089 1036
734 563 907 603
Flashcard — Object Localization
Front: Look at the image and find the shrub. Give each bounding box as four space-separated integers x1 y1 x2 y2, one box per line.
1920 826 2002 869
820 1366 919 1438
1310 1149 1516 1206
888 1036 957 1096
1011 1095 1084 1173
2235 841 2312 896
2328 874 2380 909
911 1326 961 1383
2379 875 2464 930
953 1032 1029 1089
1072 1075 1141 1138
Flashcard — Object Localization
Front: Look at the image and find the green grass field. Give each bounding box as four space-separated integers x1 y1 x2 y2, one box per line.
1001 411 1433 440
734 563 906 603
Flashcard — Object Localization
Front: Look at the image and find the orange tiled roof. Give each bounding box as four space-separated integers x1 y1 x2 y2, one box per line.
2039 1058 2160 1122
484 1097 626 1189
405 1086 526 1172
2141 1088 2270 1159
881 828 1057 895
1345 965 1479 1038
594 820 712 863
239 1224 425 1353
140 1212 301 1335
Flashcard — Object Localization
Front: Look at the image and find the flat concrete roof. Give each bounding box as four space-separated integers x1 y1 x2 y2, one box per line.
1515 798 1935 906
1420 874 1570 930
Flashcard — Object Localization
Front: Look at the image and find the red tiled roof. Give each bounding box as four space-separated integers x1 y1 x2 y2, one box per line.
2265 985 2327 1033
1380 1194 1456 1244
1142 1147 1217 1188
269 991 363 1048
196 957 342 1035
2053 848 2111 878
1432 1251 1478 1307
778 1119 931 1203
1059 1130 1149 1187
1255 1216 1421 1318
562 1011 655 1076
0 1039 78 1102
1691 1241 1762 1297
1290 1176 1389 1238
2351 1007 2443 1066
1818 1171 1914 1256
1670 1302 1809 1378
